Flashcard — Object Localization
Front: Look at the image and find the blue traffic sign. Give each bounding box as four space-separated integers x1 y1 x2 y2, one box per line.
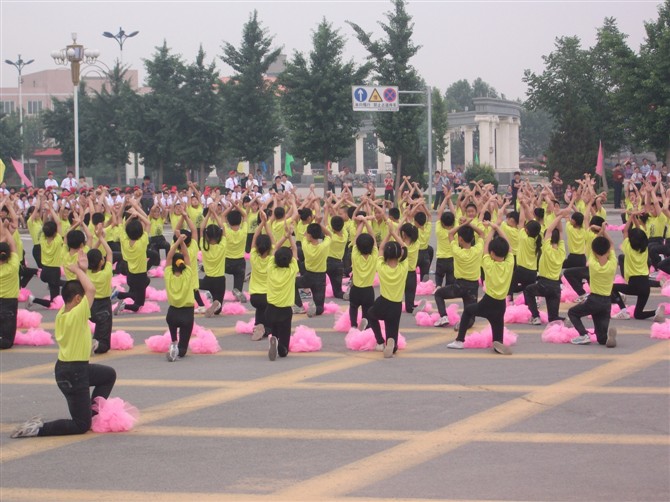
353 87 368 102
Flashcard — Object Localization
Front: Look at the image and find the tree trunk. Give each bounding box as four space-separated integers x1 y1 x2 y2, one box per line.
116 163 122 186
199 162 206 189
323 159 329 198
158 160 164 187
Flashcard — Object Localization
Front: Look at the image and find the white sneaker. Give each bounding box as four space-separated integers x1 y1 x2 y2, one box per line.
570 334 591 345
10 416 43 438
613 310 630 320
113 301 125 315
251 323 265 341
205 300 220 318
307 304 317 317
358 318 368 331
292 305 306 315
375 343 384 352
529 317 542 325
447 340 464 350
204 291 213 302
606 327 617 348
493 341 512 355
167 342 178 362
434 316 449 327
654 305 665 323
232 288 247 303
194 306 206 315
574 294 588 304
383 338 395 358
268 335 278 361
27 295 34 308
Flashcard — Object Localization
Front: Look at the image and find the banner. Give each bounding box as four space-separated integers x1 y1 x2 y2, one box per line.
11 158 33 187
285 153 294 176
0 159 5 183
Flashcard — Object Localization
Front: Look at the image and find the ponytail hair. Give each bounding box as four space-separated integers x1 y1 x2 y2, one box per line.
203 224 222 251
525 220 542 258
172 253 187 274
0 242 10 262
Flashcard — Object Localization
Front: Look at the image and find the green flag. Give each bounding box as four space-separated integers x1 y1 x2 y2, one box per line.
474 152 479 165
285 153 294 176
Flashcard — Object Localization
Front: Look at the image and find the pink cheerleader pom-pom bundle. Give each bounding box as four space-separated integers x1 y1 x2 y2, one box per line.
344 328 377 351
235 318 255 334
541 321 579 344
110 330 134 350
145 287 168 302
44 295 64 310
189 325 221 354
289 325 322 352
144 332 172 353
463 326 517 349
221 302 248 315
18 288 31 302
415 311 440 327
650 319 670 339
333 311 360 333
415 279 436 296
446 304 461 325
91 396 139 433
147 267 164 278
110 275 127 288
14 328 54 346
322 302 341 315
17 309 42 329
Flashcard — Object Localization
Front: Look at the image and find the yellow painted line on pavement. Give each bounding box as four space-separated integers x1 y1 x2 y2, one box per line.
0 488 268 502
480 431 670 446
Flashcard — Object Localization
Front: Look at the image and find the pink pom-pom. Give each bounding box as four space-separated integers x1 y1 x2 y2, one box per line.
110 330 134 350
541 321 580 343
145 287 168 302
235 318 255 334
111 275 127 288
89 320 96 333
138 301 161 314
662 303 670 315
14 328 54 346
415 279 436 296
614 275 626 284
334 311 357 332
189 324 221 354
322 302 340 315
144 332 172 353
372 274 380 287
223 291 235 302
244 252 251 261
148 267 164 278
607 224 626 232
18 288 31 302
662 284 670 297
289 325 322 352
560 276 579 303
463 326 517 348
345 328 377 351
325 281 334 298
651 320 670 339
415 311 440 326
446 304 461 325
17 309 42 329
611 304 621 316
513 295 526 306
422 301 434 313
91 396 139 433
44 295 64 310
657 271 670 283
221 302 248 315
504 304 532 324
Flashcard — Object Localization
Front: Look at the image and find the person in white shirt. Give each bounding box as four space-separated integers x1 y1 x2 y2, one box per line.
245 173 259 192
230 184 243 202
44 171 59 190
281 174 293 192
225 170 238 191
61 171 78 191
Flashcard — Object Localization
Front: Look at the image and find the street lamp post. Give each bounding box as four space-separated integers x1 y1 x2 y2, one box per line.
102 27 139 64
4 54 34 179
51 33 99 181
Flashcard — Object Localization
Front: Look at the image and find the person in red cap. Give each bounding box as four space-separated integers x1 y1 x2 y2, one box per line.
225 171 238 192
44 171 59 190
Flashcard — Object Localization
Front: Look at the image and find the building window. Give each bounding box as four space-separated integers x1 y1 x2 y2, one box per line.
27 101 43 115
1 101 15 114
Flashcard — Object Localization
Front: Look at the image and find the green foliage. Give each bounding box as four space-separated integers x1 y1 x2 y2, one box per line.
546 105 597 183
519 106 553 158
220 10 283 164
430 88 449 164
0 113 21 170
464 162 498 189
445 78 498 112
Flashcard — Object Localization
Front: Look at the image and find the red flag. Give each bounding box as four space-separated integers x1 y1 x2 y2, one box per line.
11 158 33 187
595 141 604 177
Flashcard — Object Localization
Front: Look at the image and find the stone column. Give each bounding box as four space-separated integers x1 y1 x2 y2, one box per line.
377 138 391 172
510 117 520 171
475 116 491 165
273 145 282 176
355 133 366 174
303 162 312 175
125 157 134 185
443 131 452 172
463 126 474 166
498 117 511 171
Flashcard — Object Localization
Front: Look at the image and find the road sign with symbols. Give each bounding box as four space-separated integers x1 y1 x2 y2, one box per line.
352 85 399 112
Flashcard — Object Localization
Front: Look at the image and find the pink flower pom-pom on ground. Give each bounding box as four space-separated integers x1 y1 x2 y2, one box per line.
223 290 250 302
110 275 127 288
345 328 377 351
614 275 626 285
650 319 670 339
18 288 31 302
422 301 434 313
44 295 64 310
662 284 670 297
541 321 580 344
463 326 517 348
322 302 341 315
14 328 54 346
138 301 161 314
17 309 42 329
446 304 461 325
189 324 221 354
289 325 322 352
662 303 670 315
244 252 251 261
607 224 626 232
144 332 172 353
657 271 670 283
415 311 440 327
235 318 255 334
221 302 248 316
110 330 134 350
415 279 436 296
334 311 358 332
513 295 526 306
504 304 533 324
91 396 139 433
378 325 407 350
145 287 168 302
325 281 334 298
148 267 164 278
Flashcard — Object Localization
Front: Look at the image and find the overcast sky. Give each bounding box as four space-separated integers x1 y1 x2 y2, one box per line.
0 0 663 100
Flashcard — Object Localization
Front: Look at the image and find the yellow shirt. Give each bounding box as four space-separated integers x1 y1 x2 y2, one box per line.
186 205 204 228
621 238 649 281
88 261 113 299
517 231 539 271
63 246 90 281
267 258 299 307
164 266 195 308
27 219 42 244
417 222 432 250
482 253 514 300
566 224 586 255
589 251 617 296
452 238 483 282
0 253 20 299
406 239 420 271
501 222 520 256
647 214 667 239
247 210 259 235
435 224 453 259
55 299 91 362
225 223 248 259
295 220 309 244
303 236 331 273
186 240 200 290
149 217 165 237
106 223 121 243
249 248 271 295
327 231 347 260
120 232 148 274
352 246 377 288
271 220 289 248
39 233 64 267
12 230 23 261
170 213 186 232
538 239 566 281
371 219 387 244
377 255 409 303
200 239 226 277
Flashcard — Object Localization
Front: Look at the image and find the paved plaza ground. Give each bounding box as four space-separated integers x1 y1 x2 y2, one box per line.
0 209 669 501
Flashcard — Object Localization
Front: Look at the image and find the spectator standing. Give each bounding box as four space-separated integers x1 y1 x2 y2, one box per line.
60 171 78 192
44 171 59 190
140 175 155 214
551 170 564 202
612 163 624 209
340 167 354 192
384 172 394 202
433 171 445 210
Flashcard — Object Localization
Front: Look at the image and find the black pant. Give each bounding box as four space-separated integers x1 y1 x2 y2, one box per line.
404 270 418 313
524 277 561 321
245 233 254 254
648 238 670 269
166 306 194 357
225 257 246 292
563 253 587 269
32 243 42 269
90 298 113 353
613 182 623 209
250 293 269 333
435 257 455 288
326 257 344 299
348 285 375 328
39 360 116 436
19 253 38 288
417 247 433 280
433 190 444 210
149 235 170 259
0 298 18 349
612 275 655 319
384 189 394 202
117 272 149 312
434 279 478 318
510 265 537 295
199 275 225 315
564 266 589 296
457 294 506 343
33 265 64 308
266 304 292 357
295 271 326 314
567 293 610 345
367 296 402 351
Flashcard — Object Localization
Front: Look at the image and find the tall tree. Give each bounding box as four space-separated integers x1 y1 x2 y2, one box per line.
445 78 499 112
278 18 370 194
0 113 21 179
430 88 449 165
220 10 282 166
519 106 553 159
348 0 426 188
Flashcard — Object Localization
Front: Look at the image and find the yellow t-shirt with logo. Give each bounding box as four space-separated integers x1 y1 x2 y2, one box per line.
40 233 64 267
452 238 483 281
303 236 331 273
200 239 226 278
63 246 90 281
225 223 248 259
55 299 91 362
538 239 566 281
589 251 617 296
150 217 165 237
249 248 271 295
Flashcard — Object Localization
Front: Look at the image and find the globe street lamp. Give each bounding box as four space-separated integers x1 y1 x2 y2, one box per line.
102 27 139 64
4 54 34 177
51 33 99 181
